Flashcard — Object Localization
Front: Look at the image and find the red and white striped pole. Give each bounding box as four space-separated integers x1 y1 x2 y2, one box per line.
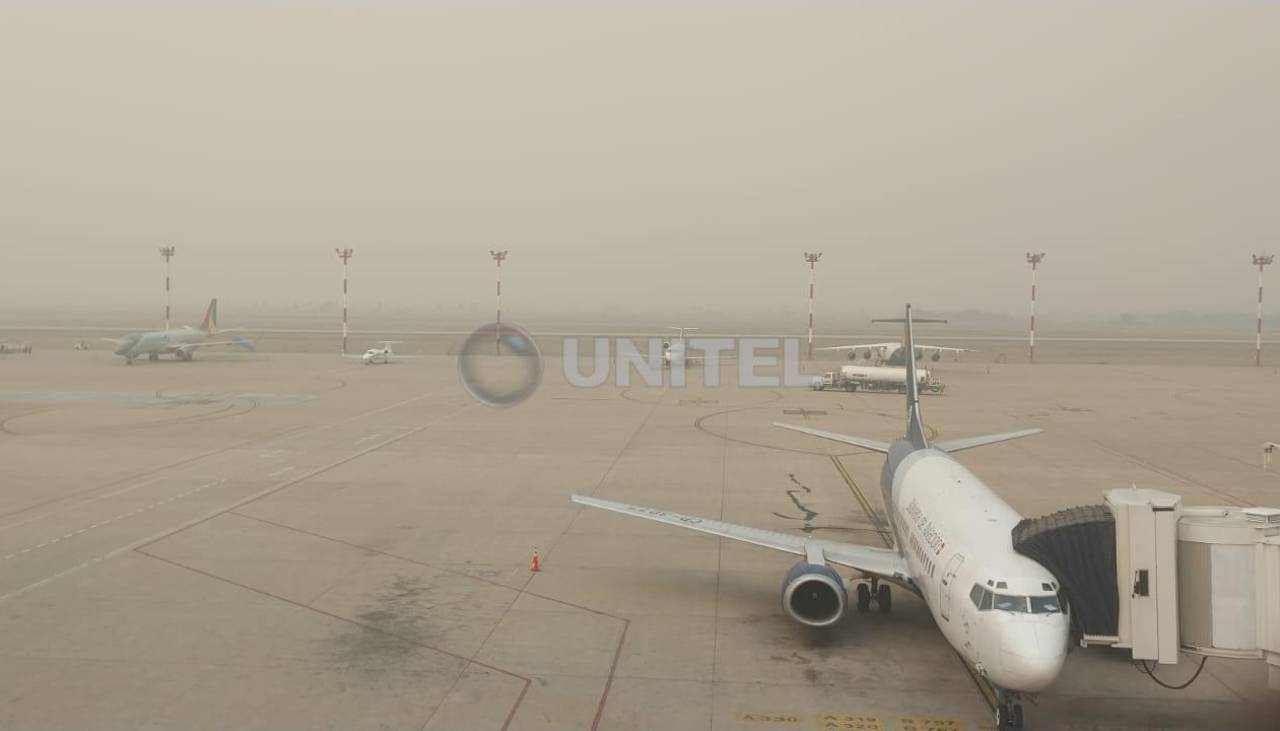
490 250 508 354
159 246 175 330
336 248 354 355
1254 254 1274 367
804 252 822 359
1026 252 1045 364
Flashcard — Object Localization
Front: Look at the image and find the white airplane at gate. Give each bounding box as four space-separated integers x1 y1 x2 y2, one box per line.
573 305 1064 730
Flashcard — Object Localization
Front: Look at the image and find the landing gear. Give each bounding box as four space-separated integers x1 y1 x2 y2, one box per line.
856 578 892 613
995 690 1025 730
148 353 159 361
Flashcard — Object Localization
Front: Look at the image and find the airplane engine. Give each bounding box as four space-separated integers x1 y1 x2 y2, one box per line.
781 561 847 627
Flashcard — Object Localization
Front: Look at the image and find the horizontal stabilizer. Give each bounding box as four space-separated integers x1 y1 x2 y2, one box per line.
932 428 1042 453
772 422 891 454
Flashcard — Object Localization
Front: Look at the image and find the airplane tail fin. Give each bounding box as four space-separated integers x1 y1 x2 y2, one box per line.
199 299 218 334
873 304 945 449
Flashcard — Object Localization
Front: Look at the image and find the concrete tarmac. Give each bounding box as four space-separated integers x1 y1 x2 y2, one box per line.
0 349 1277 730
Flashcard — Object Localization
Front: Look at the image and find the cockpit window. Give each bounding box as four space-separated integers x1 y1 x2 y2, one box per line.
992 594 1029 613
1030 595 1062 614
970 584 984 608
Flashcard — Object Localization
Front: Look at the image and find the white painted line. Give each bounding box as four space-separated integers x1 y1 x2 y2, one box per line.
3 555 14 560
267 466 295 478
0 400 474 606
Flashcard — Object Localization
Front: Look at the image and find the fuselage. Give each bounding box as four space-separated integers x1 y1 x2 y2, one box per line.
114 327 209 360
881 440 1069 692
362 347 392 364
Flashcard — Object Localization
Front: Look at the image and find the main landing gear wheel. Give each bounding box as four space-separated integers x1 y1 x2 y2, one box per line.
876 584 892 613
148 353 159 361
858 579 893 613
855 583 871 612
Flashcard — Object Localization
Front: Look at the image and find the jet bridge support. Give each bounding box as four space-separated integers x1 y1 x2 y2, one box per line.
1014 487 1280 689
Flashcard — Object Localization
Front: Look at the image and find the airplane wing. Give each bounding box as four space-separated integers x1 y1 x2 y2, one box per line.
819 342 972 353
571 495 911 582
817 342 900 352
185 338 257 352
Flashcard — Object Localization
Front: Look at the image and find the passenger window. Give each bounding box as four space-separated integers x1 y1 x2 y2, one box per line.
979 589 992 611
969 584 984 607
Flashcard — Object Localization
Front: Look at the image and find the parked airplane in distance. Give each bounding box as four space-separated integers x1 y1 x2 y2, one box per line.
821 341 972 365
105 299 254 364
574 305 1058 730
352 341 415 365
660 326 700 367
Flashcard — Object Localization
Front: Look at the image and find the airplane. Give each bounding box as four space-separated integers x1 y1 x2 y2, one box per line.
820 341 972 365
105 299 254 364
659 327 737 368
573 305 1060 730
660 326 700 367
351 341 416 365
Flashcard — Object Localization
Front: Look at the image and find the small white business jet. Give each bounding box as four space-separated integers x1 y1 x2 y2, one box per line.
352 341 415 365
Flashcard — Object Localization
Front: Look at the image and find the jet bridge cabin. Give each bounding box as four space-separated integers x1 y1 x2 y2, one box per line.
1013 487 1280 689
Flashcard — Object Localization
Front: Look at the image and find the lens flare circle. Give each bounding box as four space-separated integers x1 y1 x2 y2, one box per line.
457 322 543 407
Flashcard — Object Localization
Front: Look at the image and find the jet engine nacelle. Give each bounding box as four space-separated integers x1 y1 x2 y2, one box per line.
781 561 847 627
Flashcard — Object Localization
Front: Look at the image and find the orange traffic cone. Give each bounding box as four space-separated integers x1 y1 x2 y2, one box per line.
530 549 541 573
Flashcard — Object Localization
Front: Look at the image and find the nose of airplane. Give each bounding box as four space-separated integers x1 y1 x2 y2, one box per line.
992 620 1068 692
114 335 139 356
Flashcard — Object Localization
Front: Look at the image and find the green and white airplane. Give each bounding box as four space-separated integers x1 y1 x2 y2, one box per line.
106 299 253 364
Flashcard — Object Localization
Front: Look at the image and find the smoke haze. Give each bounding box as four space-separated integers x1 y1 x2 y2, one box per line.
2 2 1277 327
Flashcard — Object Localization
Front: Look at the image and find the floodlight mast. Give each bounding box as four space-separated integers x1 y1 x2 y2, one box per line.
1255 254 1274 367
159 247 175 330
336 248 354 355
1026 252 1046 363
490 250 508 354
804 252 822 359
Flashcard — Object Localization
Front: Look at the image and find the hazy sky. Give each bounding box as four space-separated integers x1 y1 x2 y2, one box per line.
2 2 1277 323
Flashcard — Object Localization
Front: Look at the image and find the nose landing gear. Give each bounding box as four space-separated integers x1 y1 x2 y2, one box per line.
995 690 1025 730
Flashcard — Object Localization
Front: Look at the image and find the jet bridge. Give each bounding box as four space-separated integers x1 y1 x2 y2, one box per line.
1013 487 1280 689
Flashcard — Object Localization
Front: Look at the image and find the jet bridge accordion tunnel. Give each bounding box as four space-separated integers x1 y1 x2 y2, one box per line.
1013 487 1280 689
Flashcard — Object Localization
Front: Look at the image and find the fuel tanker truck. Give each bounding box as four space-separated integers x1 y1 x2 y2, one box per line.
810 364 944 394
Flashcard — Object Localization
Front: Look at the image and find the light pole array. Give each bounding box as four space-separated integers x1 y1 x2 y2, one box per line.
1026 252 1045 363
490 250 508 354
159 247 175 330
1254 254 1274 367
336 248 354 355
804 252 822 359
